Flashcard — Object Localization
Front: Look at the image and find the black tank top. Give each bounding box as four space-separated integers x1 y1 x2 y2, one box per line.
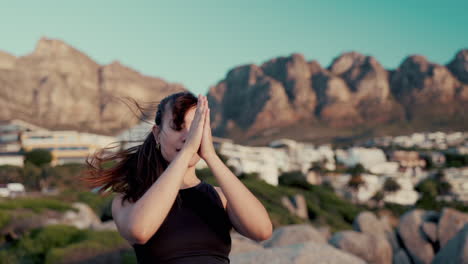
132 180 233 264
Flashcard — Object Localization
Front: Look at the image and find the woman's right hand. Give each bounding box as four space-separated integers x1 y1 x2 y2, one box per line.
182 95 208 154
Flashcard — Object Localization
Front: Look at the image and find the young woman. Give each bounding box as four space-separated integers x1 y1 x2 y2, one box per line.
83 92 272 263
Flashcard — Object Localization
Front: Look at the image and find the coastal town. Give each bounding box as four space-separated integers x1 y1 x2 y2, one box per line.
1 119 466 208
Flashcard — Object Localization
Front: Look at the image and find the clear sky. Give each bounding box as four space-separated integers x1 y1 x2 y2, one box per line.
1 0 466 95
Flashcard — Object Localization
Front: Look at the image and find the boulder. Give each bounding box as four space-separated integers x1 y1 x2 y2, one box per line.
421 222 437 244
91 220 117 231
393 249 412 264
432 224 468 264
230 241 366 264
353 211 387 237
397 209 434 264
329 230 392 264
437 208 468 248
230 232 263 254
47 202 101 229
281 194 308 219
262 224 326 248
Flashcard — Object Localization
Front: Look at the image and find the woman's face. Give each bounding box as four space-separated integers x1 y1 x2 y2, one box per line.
153 105 201 166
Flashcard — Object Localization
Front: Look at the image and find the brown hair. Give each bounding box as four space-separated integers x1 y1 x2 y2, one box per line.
81 91 198 205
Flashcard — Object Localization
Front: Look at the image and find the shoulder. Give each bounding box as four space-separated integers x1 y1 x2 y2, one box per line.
112 193 132 217
213 186 228 210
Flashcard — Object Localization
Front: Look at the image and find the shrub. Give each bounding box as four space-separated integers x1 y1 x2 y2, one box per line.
5 225 128 264
383 178 401 193
278 171 310 190
24 149 53 167
0 198 74 213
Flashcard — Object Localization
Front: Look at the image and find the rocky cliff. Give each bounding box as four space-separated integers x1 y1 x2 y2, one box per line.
0 37 185 135
208 50 468 144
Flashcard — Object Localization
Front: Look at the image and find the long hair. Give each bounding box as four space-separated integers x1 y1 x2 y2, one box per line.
81 92 198 205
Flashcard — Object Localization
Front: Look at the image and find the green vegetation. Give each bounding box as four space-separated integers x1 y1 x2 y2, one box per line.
0 197 75 213
444 153 468 168
0 225 130 264
383 178 401 193
56 189 115 220
24 149 53 167
278 171 310 190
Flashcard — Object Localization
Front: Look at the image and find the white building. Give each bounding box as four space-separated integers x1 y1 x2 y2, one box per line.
444 167 468 202
0 183 26 197
383 177 419 205
21 130 118 165
335 147 387 171
217 139 336 186
116 121 154 149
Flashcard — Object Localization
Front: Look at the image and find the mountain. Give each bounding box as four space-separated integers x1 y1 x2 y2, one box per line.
0 37 185 135
1 38 466 144
208 50 468 145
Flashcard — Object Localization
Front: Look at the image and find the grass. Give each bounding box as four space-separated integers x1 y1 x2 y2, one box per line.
0 197 75 213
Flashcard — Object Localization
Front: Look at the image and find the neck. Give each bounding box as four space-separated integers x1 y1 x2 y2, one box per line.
181 166 200 189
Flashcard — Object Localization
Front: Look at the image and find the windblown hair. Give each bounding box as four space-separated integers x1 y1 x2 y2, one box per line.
81 92 198 205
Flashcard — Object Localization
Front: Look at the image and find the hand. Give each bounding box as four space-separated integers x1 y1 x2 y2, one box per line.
182 95 207 154
199 98 217 161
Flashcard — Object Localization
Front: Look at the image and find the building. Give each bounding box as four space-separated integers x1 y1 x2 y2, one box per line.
21 130 118 166
0 183 26 198
0 119 48 166
390 150 426 171
216 139 336 186
335 147 387 171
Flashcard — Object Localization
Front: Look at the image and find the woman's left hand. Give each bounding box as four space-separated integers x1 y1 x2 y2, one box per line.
198 98 217 161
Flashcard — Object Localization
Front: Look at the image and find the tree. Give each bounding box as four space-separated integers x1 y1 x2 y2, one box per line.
278 171 310 190
415 179 438 198
347 163 366 177
24 149 53 167
347 174 365 190
383 178 401 193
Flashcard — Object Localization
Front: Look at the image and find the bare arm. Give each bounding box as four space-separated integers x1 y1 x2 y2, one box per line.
112 95 208 245
198 104 272 242
112 149 194 245
207 155 273 242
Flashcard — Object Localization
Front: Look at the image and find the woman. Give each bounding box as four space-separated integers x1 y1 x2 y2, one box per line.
83 92 272 263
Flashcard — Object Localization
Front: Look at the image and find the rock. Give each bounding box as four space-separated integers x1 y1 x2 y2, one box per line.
393 249 412 264
353 211 386 237
437 207 468 248
421 222 437 244
447 49 468 83
262 224 326 248
91 220 117 231
386 230 401 252
262 53 317 118
397 209 434 264
317 226 331 241
54 202 101 229
0 37 185 135
230 241 366 264
329 230 392 264
390 54 461 122
432 224 468 264
281 194 308 219
230 232 263 254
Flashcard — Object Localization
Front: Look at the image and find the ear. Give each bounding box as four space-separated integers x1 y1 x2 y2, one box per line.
152 125 160 143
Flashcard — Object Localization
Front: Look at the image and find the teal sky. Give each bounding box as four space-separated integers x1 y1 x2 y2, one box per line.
1 0 467 95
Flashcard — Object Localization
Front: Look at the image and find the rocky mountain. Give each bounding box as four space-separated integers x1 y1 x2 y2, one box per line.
0 37 185 135
1 38 466 143
208 50 468 145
